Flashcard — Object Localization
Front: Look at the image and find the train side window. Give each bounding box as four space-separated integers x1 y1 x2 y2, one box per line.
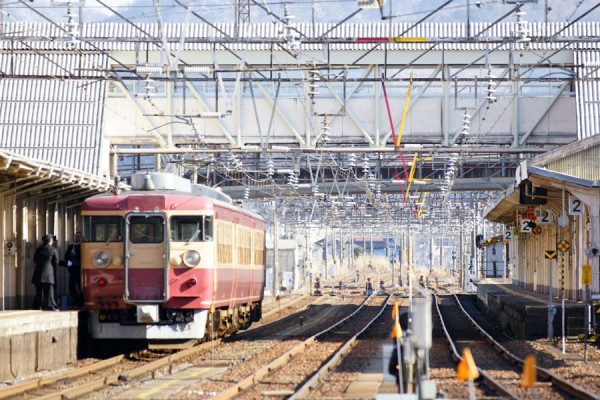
83 216 123 242
170 216 212 242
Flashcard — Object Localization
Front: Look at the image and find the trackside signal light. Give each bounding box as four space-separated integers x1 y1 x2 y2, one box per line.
520 354 536 388
98 277 108 287
457 348 479 381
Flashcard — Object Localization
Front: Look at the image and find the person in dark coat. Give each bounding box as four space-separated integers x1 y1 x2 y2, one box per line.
32 234 60 311
64 231 83 307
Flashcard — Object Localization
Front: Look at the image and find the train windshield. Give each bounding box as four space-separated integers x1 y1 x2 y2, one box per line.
129 215 164 243
83 216 123 242
170 215 213 242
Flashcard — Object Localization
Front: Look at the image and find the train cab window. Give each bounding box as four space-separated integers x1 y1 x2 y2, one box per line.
83 216 123 242
204 216 213 240
130 216 164 244
170 216 213 242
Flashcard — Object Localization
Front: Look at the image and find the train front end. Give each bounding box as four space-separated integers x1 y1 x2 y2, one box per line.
81 174 216 340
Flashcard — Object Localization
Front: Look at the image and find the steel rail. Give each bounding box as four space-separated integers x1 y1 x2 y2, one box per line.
29 340 226 400
0 294 320 400
0 355 125 400
452 293 599 400
212 294 385 400
288 294 392 399
433 293 520 399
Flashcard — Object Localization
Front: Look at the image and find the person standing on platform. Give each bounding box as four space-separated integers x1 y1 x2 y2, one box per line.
32 234 60 311
64 231 83 307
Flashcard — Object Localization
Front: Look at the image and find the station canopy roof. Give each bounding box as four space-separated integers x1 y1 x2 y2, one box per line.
0 150 114 202
484 136 600 225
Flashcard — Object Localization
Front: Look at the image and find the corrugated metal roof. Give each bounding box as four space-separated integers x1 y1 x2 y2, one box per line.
531 134 600 181
1 22 599 52
576 51 600 140
0 53 108 175
0 52 107 78
0 21 597 178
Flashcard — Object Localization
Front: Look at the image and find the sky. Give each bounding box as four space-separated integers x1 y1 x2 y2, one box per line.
1 0 598 26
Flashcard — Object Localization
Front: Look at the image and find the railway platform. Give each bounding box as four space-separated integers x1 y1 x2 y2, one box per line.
0 309 79 382
476 279 587 340
0 294 305 385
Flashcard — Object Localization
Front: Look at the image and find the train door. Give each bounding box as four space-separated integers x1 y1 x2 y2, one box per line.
124 213 168 303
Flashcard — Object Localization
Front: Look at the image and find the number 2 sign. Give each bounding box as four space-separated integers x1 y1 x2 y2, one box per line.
568 196 583 216
537 209 553 224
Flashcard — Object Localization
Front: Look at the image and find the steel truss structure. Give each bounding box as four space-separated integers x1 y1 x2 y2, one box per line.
2 0 600 236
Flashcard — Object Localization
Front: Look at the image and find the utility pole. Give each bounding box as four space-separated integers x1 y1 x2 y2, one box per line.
273 211 279 295
429 226 433 273
324 227 329 280
439 233 443 271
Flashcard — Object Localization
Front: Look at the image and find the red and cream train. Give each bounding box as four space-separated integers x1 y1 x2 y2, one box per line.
80 172 266 340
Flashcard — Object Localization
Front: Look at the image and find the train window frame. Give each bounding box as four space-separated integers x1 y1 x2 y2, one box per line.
129 215 164 244
253 230 264 265
204 216 213 241
170 215 213 242
217 221 233 264
83 216 124 242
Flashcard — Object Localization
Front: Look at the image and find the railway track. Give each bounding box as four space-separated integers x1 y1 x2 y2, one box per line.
10 280 599 399
215 293 391 399
290 295 401 399
435 292 599 399
0 294 317 400
0 347 208 400
20 293 367 399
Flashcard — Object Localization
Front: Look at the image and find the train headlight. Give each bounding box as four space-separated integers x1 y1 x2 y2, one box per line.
112 256 123 267
93 251 111 268
170 254 183 266
183 250 201 267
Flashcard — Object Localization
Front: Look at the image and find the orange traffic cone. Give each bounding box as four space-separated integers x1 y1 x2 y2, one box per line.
520 354 536 388
457 348 479 381
390 320 403 339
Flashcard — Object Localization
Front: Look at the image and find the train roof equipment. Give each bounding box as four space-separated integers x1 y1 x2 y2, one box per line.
124 172 232 204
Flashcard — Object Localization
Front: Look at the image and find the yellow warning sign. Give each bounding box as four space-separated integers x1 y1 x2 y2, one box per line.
582 264 592 285
545 251 557 259
532 226 542 235
557 240 570 252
